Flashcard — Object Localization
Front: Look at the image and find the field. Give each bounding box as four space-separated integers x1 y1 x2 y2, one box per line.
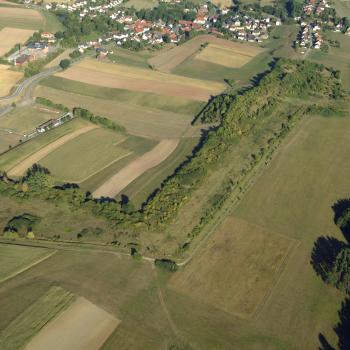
55 58 225 101
333 0 350 17
34 84 200 139
25 297 120 350
0 285 75 350
93 139 179 198
0 27 35 56
0 244 53 283
39 128 154 183
210 0 233 7
0 117 89 173
124 0 158 9
0 64 23 97
0 7 43 30
45 48 73 68
148 34 264 73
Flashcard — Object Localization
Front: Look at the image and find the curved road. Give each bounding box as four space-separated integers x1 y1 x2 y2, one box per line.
0 67 60 103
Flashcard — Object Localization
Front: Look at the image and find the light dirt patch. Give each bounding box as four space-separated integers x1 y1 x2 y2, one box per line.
8 124 97 177
0 27 35 56
0 65 23 97
148 34 264 73
25 297 120 350
93 139 179 198
56 59 224 101
169 216 294 319
195 44 256 68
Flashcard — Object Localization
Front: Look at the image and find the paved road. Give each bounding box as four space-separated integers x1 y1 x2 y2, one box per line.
0 67 60 103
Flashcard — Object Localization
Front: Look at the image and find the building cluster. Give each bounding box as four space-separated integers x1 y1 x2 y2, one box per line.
303 0 330 16
295 22 323 52
223 15 281 42
7 32 56 65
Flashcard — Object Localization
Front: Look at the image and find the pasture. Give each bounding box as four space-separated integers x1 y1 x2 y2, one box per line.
333 0 350 17
148 34 264 73
55 58 225 101
34 85 199 139
0 64 23 97
0 118 89 173
0 244 52 283
25 297 120 350
39 128 140 183
0 7 43 30
0 27 35 57
0 285 75 350
124 0 158 9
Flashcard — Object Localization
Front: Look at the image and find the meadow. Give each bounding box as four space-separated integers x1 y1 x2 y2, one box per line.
55 58 225 101
0 27 34 56
333 0 350 17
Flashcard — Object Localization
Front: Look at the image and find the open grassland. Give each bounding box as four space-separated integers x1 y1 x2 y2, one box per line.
0 132 21 154
124 0 158 9
0 286 75 350
170 216 294 319
39 76 204 116
0 64 23 97
25 297 120 350
211 0 233 7
0 27 35 56
122 137 199 208
55 58 225 101
0 7 43 30
307 31 350 91
0 244 52 283
34 85 198 139
333 0 350 17
195 43 260 68
0 118 89 173
149 34 264 73
0 104 60 135
8 124 97 177
40 128 138 183
93 139 179 198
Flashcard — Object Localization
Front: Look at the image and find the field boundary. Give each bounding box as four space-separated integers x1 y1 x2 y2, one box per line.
0 248 56 285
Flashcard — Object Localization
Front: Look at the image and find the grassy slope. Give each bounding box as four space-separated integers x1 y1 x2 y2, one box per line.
0 118 89 172
39 10 64 32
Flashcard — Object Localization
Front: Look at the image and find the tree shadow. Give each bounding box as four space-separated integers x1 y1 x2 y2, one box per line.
332 199 350 243
334 297 350 350
318 333 335 350
311 236 346 282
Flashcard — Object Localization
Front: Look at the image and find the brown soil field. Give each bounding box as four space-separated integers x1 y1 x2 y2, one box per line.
169 216 295 319
148 34 264 73
8 124 97 177
93 138 179 198
0 64 23 97
0 27 35 56
24 297 120 350
56 59 224 102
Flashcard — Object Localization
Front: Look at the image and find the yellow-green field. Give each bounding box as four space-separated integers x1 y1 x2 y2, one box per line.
55 58 225 101
0 64 23 97
39 128 133 183
0 244 52 283
0 285 75 350
0 7 43 30
0 27 35 56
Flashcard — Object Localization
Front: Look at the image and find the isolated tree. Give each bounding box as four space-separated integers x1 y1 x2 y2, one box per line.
59 58 71 70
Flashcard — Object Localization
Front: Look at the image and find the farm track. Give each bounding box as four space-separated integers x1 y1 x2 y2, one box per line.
8 124 97 177
93 139 179 198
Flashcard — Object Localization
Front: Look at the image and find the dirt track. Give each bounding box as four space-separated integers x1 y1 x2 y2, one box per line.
25 297 120 350
8 124 97 177
93 139 179 198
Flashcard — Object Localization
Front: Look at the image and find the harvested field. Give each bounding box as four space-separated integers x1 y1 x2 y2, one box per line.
195 43 258 68
170 216 294 318
0 286 75 350
0 27 35 56
93 139 179 198
56 59 224 101
0 64 23 97
0 244 53 283
40 128 133 183
34 85 197 139
148 34 264 73
0 7 42 30
25 297 120 350
211 0 233 6
8 124 97 177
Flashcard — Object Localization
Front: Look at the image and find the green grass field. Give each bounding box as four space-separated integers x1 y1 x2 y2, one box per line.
124 0 158 10
0 244 51 282
39 128 156 183
121 137 199 208
0 132 21 154
0 285 75 350
0 118 89 172
333 0 350 17
34 85 197 139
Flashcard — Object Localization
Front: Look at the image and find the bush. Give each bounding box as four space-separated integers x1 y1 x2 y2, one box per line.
59 58 71 70
154 259 178 272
